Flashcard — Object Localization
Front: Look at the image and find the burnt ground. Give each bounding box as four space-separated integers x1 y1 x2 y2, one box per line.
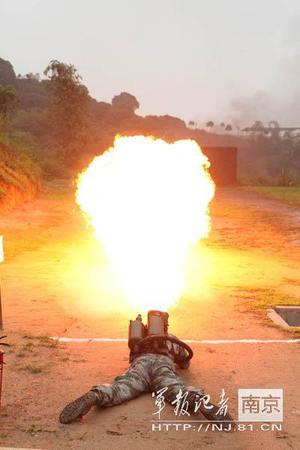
0 183 299 449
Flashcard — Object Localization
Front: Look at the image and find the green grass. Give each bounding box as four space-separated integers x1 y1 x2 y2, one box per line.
22 334 35 339
240 288 300 310
250 186 300 206
20 364 44 374
36 336 58 348
19 424 43 435
22 334 59 348
266 323 300 339
19 362 53 374
236 287 300 337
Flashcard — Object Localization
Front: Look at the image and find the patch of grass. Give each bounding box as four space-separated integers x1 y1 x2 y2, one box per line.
249 186 300 207
22 334 35 340
19 364 47 374
78 432 88 441
17 343 36 355
236 287 300 310
6 344 15 354
282 278 299 285
37 336 58 348
22 335 59 348
23 342 35 350
266 322 283 330
236 287 300 337
265 322 300 338
289 328 300 338
20 424 42 435
253 295 299 310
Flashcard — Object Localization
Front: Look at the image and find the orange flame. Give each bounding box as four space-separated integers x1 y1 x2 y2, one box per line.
76 135 215 311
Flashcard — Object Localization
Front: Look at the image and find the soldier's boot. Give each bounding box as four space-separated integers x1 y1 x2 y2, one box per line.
186 391 234 431
196 399 234 431
59 391 101 424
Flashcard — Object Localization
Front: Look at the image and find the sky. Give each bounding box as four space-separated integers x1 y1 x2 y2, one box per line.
1 0 300 126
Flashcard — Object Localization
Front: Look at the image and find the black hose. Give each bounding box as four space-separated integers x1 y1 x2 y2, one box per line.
134 334 193 363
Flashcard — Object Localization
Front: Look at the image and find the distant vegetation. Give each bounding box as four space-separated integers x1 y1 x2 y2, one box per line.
250 186 300 207
0 140 40 209
0 56 300 207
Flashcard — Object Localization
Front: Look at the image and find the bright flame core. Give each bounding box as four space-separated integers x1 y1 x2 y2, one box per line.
76 136 215 311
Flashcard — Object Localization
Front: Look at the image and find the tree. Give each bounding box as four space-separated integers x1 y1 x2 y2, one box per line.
188 120 196 128
269 120 280 129
225 124 232 132
25 73 41 81
206 120 214 131
44 60 89 153
0 85 17 131
112 92 139 113
220 122 225 128
253 120 264 130
268 120 280 139
0 58 17 86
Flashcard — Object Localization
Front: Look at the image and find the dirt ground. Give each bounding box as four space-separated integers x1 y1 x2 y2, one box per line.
0 182 299 450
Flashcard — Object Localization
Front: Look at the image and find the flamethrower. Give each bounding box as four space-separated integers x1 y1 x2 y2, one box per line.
128 310 193 369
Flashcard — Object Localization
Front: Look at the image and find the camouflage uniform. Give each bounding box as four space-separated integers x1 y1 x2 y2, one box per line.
59 349 233 427
91 353 203 408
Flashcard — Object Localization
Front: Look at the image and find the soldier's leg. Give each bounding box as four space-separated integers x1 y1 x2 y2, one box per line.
59 355 151 424
151 354 203 407
151 355 233 428
92 354 151 407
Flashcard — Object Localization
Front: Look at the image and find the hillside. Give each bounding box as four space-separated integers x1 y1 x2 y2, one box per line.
0 57 300 191
0 141 40 210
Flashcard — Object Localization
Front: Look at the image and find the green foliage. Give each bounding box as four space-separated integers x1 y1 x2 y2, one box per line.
0 139 41 208
1 57 299 186
44 60 89 154
277 168 294 186
6 129 39 153
19 364 44 374
250 186 300 206
238 134 300 186
0 58 17 86
2 129 41 182
0 84 18 130
10 108 49 142
16 76 48 110
112 92 139 113
252 120 264 130
38 149 70 179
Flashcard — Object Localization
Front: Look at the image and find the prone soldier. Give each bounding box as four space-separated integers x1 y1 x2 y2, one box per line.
59 311 233 428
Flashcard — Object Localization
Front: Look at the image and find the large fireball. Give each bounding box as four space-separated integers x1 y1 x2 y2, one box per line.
76 135 215 311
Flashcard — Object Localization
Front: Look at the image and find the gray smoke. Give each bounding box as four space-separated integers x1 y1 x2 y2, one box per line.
228 12 300 128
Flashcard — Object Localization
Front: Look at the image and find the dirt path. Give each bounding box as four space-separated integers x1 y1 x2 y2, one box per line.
0 183 299 449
